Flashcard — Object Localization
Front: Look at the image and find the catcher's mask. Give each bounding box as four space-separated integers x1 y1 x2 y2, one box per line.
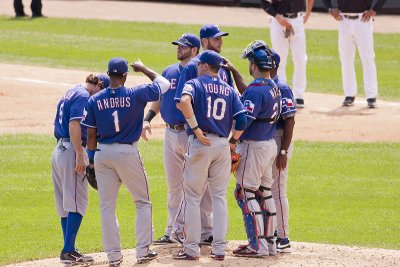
242 40 278 70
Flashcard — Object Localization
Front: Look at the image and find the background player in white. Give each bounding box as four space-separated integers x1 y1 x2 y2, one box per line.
52 73 109 265
173 50 246 261
323 0 387 108
270 50 297 253
141 33 201 244
81 57 170 265
231 40 282 257
261 0 314 108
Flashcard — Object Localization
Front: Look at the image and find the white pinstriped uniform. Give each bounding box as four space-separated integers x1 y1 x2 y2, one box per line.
270 15 307 99
338 14 378 99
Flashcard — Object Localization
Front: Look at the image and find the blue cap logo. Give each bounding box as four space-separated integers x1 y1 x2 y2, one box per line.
200 24 229 39
192 50 222 66
108 57 129 74
172 33 201 50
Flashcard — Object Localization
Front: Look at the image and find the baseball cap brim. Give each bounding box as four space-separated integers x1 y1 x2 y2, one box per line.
172 41 190 47
209 32 229 38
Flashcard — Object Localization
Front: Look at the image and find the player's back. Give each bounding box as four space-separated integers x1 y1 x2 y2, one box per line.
240 78 282 141
54 84 89 139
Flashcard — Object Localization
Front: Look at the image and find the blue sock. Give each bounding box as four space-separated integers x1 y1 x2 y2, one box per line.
63 212 83 252
61 217 67 241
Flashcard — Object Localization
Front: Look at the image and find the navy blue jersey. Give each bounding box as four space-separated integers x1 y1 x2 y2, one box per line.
240 78 282 141
181 75 245 137
54 84 89 141
81 83 161 144
273 76 296 130
160 63 186 125
174 56 234 102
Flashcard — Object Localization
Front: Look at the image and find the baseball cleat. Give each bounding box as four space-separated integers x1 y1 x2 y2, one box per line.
210 252 225 261
108 256 123 267
367 98 377 108
200 235 213 246
342 96 355 106
295 98 304 108
276 237 292 253
173 250 199 260
137 250 157 264
153 235 173 245
60 250 94 266
233 245 268 258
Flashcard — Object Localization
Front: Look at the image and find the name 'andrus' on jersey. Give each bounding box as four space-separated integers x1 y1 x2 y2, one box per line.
96 96 131 110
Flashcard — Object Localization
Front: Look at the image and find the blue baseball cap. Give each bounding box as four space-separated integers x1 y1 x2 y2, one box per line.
172 33 201 50
192 50 222 66
97 73 110 88
200 24 229 39
269 49 280 68
108 57 129 74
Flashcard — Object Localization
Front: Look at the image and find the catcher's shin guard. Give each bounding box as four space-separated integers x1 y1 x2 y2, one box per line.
234 183 267 252
256 186 277 242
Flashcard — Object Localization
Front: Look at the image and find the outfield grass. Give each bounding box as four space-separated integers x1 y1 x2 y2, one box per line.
0 135 399 264
0 16 399 100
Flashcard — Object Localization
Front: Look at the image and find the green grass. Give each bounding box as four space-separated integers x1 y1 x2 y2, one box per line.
0 135 399 264
0 16 399 100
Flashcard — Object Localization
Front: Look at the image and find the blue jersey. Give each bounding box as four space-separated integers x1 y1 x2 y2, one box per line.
81 83 161 144
181 75 245 137
54 84 89 141
174 56 234 103
240 78 282 141
273 76 296 130
160 63 186 125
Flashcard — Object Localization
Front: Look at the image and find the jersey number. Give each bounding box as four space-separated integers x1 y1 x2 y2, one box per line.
270 102 280 124
112 111 120 132
207 97 226 120
58 102 64 124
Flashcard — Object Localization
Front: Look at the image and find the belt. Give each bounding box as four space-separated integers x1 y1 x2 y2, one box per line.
57 137 87 147
282 13 298 19
166 123 185 131
343 14 360 20
192 134 225 139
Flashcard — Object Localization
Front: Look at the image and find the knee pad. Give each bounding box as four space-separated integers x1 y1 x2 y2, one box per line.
257 186 276 240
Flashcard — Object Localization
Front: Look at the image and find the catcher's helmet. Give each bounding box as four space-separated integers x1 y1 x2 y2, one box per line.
242 40 280 70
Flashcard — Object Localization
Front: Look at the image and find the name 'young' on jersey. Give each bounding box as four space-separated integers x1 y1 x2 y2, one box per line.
54 84 89 141
81 83 161 144
240 78 282 141
182 75 245 137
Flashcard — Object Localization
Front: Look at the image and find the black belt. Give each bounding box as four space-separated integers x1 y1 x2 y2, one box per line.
192 134 225 139
166 123 185 131
282 13 298 19
57 137 87 147
343 14 360 20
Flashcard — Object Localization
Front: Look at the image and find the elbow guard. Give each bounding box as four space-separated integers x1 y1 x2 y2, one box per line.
154 76 171 94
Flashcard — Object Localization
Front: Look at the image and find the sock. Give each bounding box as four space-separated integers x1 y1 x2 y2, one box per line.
61 217 67 241
63 212 83 252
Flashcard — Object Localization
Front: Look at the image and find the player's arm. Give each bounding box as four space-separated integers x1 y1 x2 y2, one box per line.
323 0 342 21
69 120 85 174
260 0 292 28
362 0 387 21
229 112 247 150
142 101 161 141
276 115 295 170
86 127 98 169
221 57 247 94
304 0 314 24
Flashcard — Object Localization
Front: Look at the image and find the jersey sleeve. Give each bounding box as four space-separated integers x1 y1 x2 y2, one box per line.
181 80 196 103
242 89 263 120
232 91 246 118
280 85 296 117
69 93 89 121
134 82 161 103
80 98 96 128
174 64 197 102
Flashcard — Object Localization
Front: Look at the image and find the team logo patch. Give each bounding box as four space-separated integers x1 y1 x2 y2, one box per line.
283 98 294 108
244 100 255 113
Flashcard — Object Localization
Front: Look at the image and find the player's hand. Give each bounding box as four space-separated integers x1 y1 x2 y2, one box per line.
303 12 311 24
275 14 292 28
75 152 86 174
284 26 294 38
329 8 342 21
276 154 288 170
130 59 145 72
362 9 376 22
221 57 234 71
141 121 152 141
194 128 211 146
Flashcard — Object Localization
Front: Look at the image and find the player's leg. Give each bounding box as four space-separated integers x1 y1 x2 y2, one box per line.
354 20 378 101
13 0 26 16
339 19 358 99
30 0 42 17
200 185 213 243
207 138 231 257
270 18 289 82
95 144 123 263
114 143 155 262
289 17 307 100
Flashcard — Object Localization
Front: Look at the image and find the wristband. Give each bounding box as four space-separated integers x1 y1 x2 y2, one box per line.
186 116 198 129
144 110 156 123
87 149 96 162
192 126 199 131
229 137 239 145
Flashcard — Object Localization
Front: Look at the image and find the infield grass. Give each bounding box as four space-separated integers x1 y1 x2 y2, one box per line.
0 16 399 100
0 134 399 264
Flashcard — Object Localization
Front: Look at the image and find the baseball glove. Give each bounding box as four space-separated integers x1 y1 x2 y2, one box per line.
83 165 98 190
231 151 241 173
284 27 294 38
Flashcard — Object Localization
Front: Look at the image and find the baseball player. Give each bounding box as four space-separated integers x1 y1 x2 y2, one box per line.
81 57 170 265
172 50 246 261
323 0 387 108
261 0 314 108
141 33 201 245
270 50 297 253
231 40 282 257
52 73 109 265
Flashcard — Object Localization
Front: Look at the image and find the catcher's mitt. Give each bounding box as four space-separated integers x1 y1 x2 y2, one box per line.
83 165 98 190
231 151 241 173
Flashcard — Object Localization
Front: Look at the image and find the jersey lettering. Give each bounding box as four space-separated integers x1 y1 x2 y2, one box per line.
112 110 120 132
170 78 177 90
96 97 131 111
202 82 230 96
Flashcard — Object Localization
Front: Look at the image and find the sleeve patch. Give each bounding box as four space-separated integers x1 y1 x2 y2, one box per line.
244 100 255 113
